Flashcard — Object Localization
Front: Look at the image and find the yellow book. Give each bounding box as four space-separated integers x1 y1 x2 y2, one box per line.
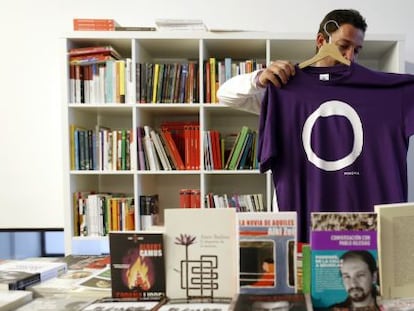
117 60 125 103
152 63 160 103
209 57 216 103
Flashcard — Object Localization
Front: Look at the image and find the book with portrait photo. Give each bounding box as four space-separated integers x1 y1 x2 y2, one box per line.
310 212 378 309
237 211 297 295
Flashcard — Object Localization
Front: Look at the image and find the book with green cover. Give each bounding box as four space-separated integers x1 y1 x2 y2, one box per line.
227 126 250 170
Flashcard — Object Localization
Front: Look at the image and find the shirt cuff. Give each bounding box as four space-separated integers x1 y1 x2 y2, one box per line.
254 69 266 88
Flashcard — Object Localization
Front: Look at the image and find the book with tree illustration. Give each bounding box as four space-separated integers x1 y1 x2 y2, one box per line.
164 208 238 299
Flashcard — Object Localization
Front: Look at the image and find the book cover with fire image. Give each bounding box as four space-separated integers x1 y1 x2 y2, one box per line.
109 231 166 301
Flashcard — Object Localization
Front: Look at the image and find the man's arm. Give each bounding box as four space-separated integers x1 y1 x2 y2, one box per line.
216 70 263 115
216 61 296 115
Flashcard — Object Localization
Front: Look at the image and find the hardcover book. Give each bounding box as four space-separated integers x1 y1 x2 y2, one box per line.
164 208 238 299
310 212 378 309
0 270 40 291
229 293 313 311
237 212 297 295
0 260 67 283
375 202 414 299
109 231 166 301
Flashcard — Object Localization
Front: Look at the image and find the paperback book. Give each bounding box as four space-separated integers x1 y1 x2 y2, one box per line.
164 208 239 299
237 212 297 295
109 231 166 301
310 212 378 309
375 202 414 299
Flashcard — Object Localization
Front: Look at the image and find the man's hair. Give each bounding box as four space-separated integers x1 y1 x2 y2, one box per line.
340 250 377 274
339 250 378 300
318 9 368 41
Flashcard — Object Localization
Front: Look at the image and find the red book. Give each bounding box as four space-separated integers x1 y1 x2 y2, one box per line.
190 189 201 208
159 129 185 170
68 45 122 59
179 189 192 208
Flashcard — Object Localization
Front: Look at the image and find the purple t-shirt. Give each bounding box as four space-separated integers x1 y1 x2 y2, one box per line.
258 62 414 242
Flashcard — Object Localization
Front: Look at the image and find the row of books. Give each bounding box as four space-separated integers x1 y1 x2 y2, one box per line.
179 189 201 208
205 192 264 211
73 18 157 31
138 122 200 171
73 192 135 237
136 57 264 104
67 45 265 104
70 125 133 171
68 45 134 104
219 126 259 170
5 205 414 310
70 123 257 172
136 62 198 104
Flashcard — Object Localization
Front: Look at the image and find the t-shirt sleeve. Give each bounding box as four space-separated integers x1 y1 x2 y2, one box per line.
258 85 277 173
404 83 414 137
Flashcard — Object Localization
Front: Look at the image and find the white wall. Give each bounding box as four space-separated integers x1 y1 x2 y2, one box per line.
1 0 414 228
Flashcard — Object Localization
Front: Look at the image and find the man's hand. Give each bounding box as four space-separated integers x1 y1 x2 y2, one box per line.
257 60 296 88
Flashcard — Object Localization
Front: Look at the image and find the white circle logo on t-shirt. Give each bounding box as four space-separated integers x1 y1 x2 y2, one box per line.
302 100 363 171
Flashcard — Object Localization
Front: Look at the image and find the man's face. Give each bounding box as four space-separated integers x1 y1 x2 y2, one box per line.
340 257 374 303
316 23 365 66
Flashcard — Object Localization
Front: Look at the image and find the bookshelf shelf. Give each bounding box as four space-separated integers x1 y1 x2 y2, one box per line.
62 31 404 255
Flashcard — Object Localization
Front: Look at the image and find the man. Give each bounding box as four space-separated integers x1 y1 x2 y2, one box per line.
217 9 366 114
217 9 414 243
330 250 379 311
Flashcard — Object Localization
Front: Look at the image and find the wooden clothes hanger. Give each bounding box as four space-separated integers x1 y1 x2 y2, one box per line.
298 20 351 69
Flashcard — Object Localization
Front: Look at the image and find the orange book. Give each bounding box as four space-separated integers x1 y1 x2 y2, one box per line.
123 198 135 230
111 198 119 231
73 18 118 31
179 189 192 208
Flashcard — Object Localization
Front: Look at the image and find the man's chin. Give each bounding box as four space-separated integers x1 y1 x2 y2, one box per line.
349 288 367 302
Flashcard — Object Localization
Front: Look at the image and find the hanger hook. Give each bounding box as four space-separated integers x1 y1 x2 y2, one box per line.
323 19 340 43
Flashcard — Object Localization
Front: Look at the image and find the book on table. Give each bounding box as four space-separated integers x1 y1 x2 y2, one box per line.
0 260 67 284
109 231 166 301
237 211 297 295
164 208 238 299
375 202 414 299
310 212 378 309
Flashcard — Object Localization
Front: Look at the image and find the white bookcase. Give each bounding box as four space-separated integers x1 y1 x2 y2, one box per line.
61 31 404 255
